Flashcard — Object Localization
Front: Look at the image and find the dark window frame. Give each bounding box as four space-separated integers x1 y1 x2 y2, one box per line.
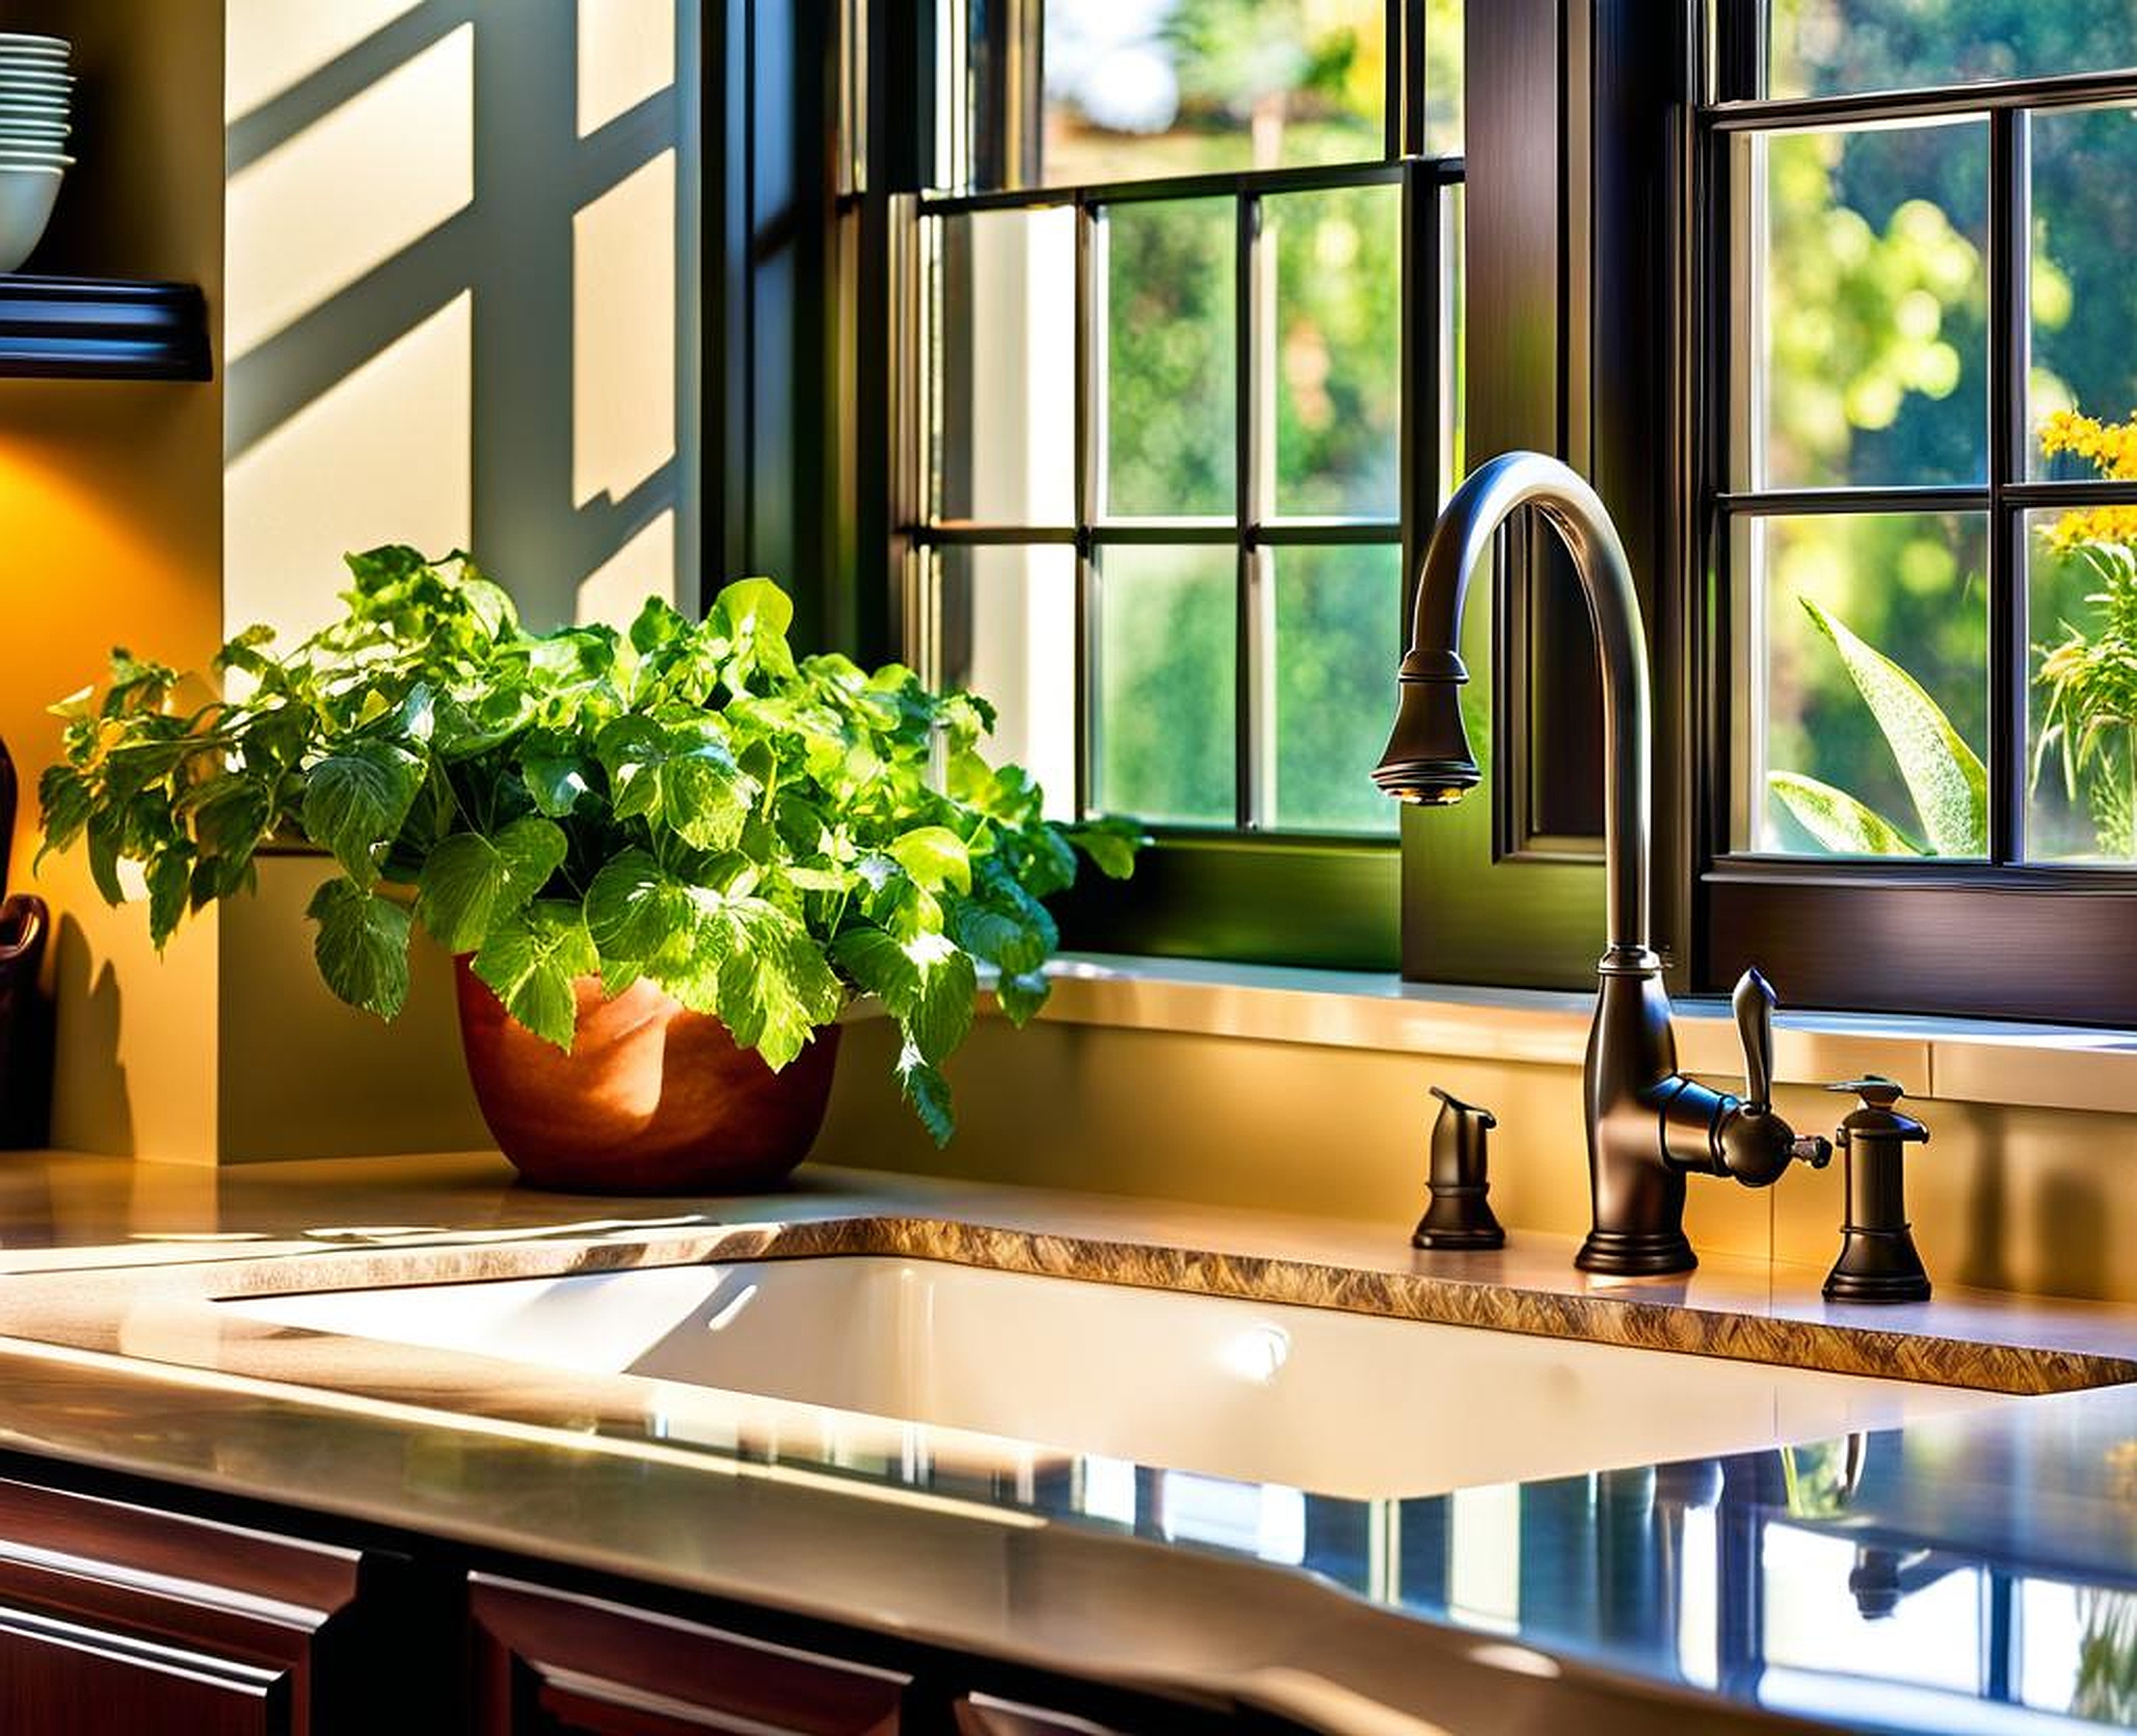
1693 13 2137 1026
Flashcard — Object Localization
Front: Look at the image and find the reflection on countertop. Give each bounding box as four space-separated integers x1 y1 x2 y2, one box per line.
0 1148 2133 1733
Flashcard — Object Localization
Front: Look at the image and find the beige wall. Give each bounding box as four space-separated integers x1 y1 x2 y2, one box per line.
209 0 699 1160
818 1013 2137 1307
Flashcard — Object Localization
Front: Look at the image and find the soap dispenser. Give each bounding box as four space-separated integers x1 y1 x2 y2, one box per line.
1823 1076 1932 1303
1411 1085 1505 1250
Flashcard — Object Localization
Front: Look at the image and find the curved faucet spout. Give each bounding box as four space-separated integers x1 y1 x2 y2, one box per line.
1375 451 1654 970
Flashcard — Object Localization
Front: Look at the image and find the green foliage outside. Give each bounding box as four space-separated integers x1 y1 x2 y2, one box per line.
39 551 1135 1143
1750 3 2137 863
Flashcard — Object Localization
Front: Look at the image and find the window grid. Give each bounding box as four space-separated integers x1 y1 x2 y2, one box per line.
1703 25 2137 873
901 157 1459 841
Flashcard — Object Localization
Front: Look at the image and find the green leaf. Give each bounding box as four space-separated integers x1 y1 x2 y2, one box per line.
997 970 1050 1027
832 926 973 1065
471 900 599 1052
307 877 413 1020
1801 596 1987 857
414 817 567 952
302 739 425 886
669 896 840 1069
584 848 695 961
521 752 591 818
1769 772 1922 857
1066 820 1141 880
597 717 757 851
896 1044 955 1147
36 764 93 860
146 846 195 948
889 825 972 895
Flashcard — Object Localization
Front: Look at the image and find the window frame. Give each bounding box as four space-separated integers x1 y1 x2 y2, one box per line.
1693 12 2137 1025
882 0 1463 971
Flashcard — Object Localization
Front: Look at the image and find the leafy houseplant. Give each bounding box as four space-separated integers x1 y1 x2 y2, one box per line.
40 548 1136 1185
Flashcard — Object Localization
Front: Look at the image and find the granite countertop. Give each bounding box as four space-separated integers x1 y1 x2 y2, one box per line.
0 1148 2133 1735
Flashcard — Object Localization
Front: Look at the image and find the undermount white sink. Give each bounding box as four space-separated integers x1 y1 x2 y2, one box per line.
219 1256 2008 1500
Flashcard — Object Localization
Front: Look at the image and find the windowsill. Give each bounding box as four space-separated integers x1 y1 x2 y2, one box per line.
1013 952 2137 1117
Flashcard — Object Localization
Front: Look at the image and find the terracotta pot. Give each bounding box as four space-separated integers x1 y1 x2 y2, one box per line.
452 957 840 1194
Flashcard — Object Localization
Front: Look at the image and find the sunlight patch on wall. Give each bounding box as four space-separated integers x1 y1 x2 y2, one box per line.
225 0 429 122
226 21 475 361
576 0 677 136
577 509 678 627
226 293 474 644
573 148 678 509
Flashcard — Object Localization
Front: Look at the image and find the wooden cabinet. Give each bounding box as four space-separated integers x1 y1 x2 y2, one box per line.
469 1574 912 1735
952 1696 1130 1735
0 1476 367 1735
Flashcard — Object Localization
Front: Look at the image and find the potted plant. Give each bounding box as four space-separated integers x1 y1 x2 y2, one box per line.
39 548 1136 1191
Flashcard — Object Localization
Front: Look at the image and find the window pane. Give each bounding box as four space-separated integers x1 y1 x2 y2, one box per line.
1737 121 1988 491
1741 512 1988 859
2031 104 2137 480
1423 0 1462 158
1096 544 1235 824
1104 198 1235 518
1268 183 1402 519
1765 2 2137 101
1043 0 1384 188
2027 512 2137 864
1269 544 1401 834
938 545 1078 821
935 209 1077 524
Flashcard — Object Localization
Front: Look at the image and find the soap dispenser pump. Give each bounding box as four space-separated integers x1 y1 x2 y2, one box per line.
1823 1076 1932 1302
1412 1085 1505 1250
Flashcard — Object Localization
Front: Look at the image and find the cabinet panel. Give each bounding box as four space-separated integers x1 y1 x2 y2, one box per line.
470 1575 909 1736
954 1695 1132 1736
0 1476 366 1736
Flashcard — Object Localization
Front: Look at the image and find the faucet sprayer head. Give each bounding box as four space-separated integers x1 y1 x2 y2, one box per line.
1375 649 1480 806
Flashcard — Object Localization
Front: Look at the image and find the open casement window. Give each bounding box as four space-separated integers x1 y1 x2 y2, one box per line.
891 0 1465 969
1698 3 2137 1023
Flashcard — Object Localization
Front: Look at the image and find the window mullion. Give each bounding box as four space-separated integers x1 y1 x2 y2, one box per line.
1988 106 2030 866
1236 193 1264 830
1074 199 1101 820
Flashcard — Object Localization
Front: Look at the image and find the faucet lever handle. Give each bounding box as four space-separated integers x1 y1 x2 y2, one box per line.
1732 967 1777 1111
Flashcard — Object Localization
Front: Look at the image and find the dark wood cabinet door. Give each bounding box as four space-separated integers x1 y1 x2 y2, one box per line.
0 1475 366 1735
470 1574 910 1735
952 1695 1133 1736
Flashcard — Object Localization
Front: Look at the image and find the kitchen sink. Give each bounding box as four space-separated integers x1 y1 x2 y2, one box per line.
219 1256 2009 1500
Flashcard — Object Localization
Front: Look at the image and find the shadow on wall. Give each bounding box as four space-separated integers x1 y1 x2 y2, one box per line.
224 0 702 634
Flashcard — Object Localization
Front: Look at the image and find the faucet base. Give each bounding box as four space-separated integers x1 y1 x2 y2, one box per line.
1575 1227 1696 1277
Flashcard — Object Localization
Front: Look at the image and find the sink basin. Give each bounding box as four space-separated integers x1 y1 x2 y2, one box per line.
220 1256 2009 1500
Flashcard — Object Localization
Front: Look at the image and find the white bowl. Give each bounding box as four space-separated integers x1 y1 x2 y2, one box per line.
0 95 67 110
0 149 69 163
0 34 68 53
0 164 62 273
0 77 72 94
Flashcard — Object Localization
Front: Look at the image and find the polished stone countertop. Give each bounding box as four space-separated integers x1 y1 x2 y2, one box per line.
0 1149 2133 1734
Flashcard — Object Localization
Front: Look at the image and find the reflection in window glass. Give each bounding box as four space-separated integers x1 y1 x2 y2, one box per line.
1043 0 1384 187
1104 198 1236 518
1740 120 1987 491
937 546 1079 820
2027 513 2137 864
1743 513 1988 858
1270 546 1401 834
1268 183 1402 518
934 208 1078 524
1765 1 2137 101
2030 104 2137 479
1097 544 1236 824
1761 1525 1983 1692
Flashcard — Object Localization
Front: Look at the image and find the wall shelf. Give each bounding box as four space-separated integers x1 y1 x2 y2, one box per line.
0 277 210 381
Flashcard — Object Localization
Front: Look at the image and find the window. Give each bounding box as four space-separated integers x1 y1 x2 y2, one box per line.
892 1 1464 967
1696 3 2137 1023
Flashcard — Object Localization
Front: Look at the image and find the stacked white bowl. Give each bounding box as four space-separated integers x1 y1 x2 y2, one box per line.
0 33 70 274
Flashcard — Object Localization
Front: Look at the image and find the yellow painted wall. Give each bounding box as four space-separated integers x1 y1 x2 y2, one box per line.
0 0 227 1162
818 1014 2137 1307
